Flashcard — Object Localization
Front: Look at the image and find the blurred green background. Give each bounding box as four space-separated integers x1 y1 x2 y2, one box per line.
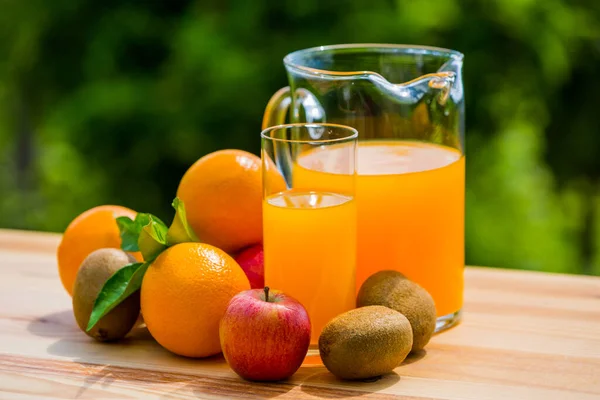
1 1 599 275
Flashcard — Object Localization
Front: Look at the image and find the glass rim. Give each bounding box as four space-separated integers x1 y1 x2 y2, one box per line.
260 123 359 144
284 43 463 78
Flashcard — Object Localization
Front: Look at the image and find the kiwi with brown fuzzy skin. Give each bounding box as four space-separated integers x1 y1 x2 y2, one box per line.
357 270 436 352
318 306 413 380
72 248 140 341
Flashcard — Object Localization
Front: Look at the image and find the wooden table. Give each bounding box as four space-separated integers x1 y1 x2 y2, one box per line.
0 229 599 399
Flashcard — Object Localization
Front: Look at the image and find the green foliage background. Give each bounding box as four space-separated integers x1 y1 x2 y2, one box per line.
1 1 599 274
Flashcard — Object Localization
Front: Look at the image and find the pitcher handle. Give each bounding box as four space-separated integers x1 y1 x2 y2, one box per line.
262 87 325 129
262 87 292 129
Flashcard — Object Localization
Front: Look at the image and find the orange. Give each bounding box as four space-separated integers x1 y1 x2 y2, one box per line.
141 242 250 357
57 205 142 296
176 149 286 254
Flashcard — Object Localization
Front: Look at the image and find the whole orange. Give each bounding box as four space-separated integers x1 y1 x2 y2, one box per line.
57 205 142 296
176 149 286 254
141 242 250 358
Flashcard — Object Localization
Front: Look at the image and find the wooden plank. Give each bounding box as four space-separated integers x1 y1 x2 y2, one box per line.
0 229 599 399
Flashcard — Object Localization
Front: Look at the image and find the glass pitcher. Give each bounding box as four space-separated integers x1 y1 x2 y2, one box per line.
262 44 465 331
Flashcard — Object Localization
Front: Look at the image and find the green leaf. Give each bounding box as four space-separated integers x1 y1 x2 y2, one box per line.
117 214 151 252
138 216 168 261
166 197 199 246
86 262 150 332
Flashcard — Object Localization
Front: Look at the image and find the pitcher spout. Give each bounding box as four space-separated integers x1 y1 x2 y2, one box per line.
425 71 456 105
437 54 464 104
369 70 458 106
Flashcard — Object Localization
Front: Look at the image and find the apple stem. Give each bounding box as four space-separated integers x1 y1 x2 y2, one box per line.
264 286 270 302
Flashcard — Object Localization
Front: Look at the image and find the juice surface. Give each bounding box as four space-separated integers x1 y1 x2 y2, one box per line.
295 141 465 317
263 190 356 344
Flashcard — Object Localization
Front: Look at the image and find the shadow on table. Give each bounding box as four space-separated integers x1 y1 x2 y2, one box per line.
45 324 161 398
44 338 242 399
27 310 158 397
300 369 400 398
27 309 78 338
28 310 293 399
54 351 296 400
401 349 427 366
43 325 153 356
297 349 424 398
26 310 400 399
189 379 296 399
72 364 117 399
153 377 295 399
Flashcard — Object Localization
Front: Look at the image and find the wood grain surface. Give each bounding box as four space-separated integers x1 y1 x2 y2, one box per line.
0 228 599 399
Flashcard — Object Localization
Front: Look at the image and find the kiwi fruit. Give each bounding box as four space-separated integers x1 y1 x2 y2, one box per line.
72 248 140 341
318 306 413 380
357 270 436 352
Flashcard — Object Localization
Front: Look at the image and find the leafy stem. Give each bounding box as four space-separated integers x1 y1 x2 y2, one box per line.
87 197 198 331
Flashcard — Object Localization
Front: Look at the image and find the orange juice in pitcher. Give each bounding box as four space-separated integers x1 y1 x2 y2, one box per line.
294 140 464 318
264 44 465 331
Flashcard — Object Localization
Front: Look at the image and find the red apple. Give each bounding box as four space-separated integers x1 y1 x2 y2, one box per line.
219 287 311 381
234 244 264 289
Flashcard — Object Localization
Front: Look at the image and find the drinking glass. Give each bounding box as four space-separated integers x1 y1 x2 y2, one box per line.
263 44 465 331
261 123 357 353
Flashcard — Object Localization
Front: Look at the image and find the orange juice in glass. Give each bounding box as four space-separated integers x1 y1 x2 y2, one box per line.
261 123 357 353
263 44 465 331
